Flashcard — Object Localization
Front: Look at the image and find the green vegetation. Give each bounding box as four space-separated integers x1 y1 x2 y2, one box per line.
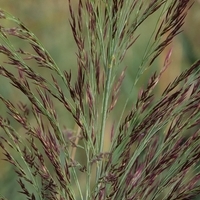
0 0 200 199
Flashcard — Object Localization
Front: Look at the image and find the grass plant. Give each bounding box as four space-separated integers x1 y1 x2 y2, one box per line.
0 0 200 200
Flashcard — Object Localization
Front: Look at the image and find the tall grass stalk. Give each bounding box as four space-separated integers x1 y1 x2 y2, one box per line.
0 0 200 200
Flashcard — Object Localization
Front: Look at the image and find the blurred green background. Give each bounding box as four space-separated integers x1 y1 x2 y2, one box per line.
0 0 200 199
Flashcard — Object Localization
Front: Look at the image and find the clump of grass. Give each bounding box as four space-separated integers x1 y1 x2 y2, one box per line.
0 0 200 200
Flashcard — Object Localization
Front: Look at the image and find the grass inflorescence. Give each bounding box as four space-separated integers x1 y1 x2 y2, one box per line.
0 0 200 200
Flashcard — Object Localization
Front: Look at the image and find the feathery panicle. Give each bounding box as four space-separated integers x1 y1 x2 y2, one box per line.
0 1 200 200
